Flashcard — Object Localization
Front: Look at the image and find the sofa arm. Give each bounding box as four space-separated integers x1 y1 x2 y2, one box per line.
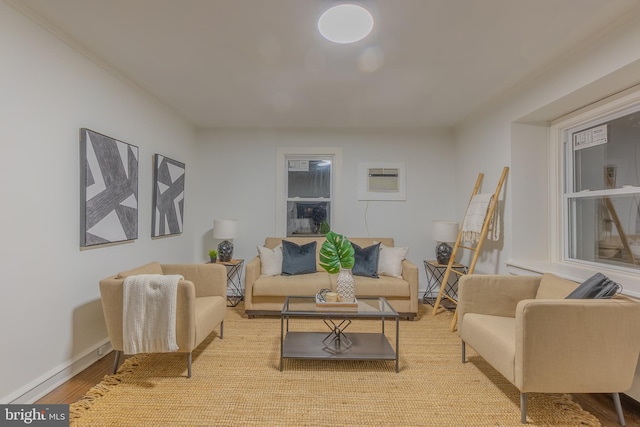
458 275 541 321
515 297 640 392
401 259 419 311
162 263 227 298
244 256 261 308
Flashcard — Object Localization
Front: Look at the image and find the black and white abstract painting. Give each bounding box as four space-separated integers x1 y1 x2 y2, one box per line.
152 154 185 237
80 129 139 247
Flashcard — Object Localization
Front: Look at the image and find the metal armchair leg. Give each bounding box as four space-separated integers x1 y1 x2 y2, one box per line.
461 340 466 363
220 321 224 339
112 350 121 374
612 392 626 426
187 353 192 378
520 393 527 424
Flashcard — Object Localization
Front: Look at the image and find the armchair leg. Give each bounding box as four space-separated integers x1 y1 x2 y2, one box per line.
220 321 224 339
612 392 625 426
112 350 121 374
520 393 527 424
187 353 192 378
461 340 466 363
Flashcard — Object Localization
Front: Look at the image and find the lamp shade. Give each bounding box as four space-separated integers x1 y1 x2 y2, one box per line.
213 219 237 240
432 220 459 243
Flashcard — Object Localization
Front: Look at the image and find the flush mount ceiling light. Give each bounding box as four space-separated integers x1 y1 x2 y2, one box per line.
318 3 374 44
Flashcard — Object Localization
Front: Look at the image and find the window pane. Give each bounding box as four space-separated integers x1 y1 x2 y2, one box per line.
286 201 330 236
568 193 640 268
572 112 640 192
287 160 331 198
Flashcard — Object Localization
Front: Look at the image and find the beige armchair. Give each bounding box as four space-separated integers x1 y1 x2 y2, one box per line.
99 262 227 378
457 273 640 425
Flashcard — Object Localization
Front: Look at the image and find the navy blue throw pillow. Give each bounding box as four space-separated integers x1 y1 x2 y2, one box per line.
351 242 380 278
281 240 317 275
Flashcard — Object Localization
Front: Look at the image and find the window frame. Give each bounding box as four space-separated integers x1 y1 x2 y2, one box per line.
552 89 640 272
276 147 342 237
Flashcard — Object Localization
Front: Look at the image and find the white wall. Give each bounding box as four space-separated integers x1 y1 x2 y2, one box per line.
193 128 457 287
0 2 197 402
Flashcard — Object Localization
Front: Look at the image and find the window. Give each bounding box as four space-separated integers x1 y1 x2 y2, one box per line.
286 158 332 236
276 147 342 237
563 102 640 270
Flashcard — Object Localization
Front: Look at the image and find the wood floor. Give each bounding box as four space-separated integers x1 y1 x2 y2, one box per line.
36 351 640 426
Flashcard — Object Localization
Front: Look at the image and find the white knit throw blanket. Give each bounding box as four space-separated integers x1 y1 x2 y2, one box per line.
123 274 182 355
462 193 500 244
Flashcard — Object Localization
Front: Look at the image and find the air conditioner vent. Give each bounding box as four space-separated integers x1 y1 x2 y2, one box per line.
368 168 399 192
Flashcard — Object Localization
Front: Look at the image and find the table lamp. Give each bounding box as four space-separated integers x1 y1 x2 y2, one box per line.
432 220 459 265
213 219 237 262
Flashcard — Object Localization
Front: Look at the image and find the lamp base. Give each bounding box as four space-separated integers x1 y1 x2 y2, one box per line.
435 242 452 265
218 240 234 262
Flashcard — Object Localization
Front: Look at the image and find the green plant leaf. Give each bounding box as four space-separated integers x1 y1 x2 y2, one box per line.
319 231 355 274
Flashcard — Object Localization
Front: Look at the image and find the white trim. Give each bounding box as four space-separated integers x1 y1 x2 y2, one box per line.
3 339 112 404
276 147 342 236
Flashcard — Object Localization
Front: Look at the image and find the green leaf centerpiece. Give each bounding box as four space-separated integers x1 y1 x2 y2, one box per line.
319 231 355 274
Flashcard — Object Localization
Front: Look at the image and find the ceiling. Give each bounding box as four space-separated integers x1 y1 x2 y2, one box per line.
11 0 640 129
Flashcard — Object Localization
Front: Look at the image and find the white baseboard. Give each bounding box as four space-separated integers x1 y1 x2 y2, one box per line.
3 339 112 404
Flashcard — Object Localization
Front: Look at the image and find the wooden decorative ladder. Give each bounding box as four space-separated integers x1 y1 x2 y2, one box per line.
431 166 509 331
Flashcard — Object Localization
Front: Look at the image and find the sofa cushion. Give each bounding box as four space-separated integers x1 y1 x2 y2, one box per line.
117 262 164 278
377 244 408 278
257 245 283 276
535 273 579 299
282 240 317 275
351 275 409 297
253 272 331 296
460 313 516 383
351 242 380 278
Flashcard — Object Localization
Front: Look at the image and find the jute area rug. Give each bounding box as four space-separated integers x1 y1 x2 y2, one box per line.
70 303 600 426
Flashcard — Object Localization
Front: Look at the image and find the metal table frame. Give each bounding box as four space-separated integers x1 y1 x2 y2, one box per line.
218 259 244 307
422 260 467 309
280 296 400 372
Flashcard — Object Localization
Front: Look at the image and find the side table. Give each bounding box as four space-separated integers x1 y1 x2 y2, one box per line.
217 259 245 307
422 260 467 310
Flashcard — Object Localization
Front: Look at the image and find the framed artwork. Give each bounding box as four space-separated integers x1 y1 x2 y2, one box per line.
152 154 185 237
80 128 139 247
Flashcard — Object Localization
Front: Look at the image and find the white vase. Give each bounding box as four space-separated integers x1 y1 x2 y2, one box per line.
336 268 355 302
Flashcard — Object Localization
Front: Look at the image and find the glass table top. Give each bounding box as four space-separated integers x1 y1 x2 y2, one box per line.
282 296 398 318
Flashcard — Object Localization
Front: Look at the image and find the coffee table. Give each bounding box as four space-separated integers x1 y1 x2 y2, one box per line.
280 296 400 372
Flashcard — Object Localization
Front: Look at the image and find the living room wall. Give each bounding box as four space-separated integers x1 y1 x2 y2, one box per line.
193 127 457 290
0 2 198 403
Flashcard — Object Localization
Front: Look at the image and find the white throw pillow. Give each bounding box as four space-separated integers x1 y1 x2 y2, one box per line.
257 245 283 276
377 244 408 278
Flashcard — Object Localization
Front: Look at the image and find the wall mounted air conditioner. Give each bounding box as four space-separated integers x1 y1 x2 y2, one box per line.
357 162 406 201
367 168 399 192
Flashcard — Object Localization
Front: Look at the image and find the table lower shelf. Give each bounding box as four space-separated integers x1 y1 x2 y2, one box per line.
282 331 396 361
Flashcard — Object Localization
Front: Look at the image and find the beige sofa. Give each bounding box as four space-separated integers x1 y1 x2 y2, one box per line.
99 262 228 378
457 273 640 425
245 237 419 319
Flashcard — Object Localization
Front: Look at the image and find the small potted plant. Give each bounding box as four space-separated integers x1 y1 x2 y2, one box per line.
208 249 218 263
319 231 355 302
